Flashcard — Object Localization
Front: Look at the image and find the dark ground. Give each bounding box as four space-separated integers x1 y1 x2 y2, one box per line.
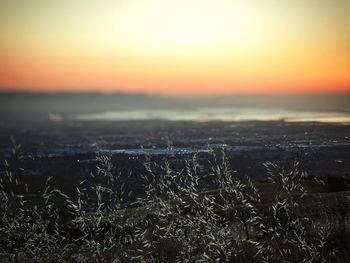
0 119 349 197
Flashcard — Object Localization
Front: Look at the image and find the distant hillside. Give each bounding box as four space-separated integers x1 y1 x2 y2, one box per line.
1 92 349 122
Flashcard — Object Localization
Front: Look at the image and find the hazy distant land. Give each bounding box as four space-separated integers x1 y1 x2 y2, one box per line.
1 92 350 123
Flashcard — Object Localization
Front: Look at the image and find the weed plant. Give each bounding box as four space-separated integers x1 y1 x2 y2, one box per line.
0 142 349 262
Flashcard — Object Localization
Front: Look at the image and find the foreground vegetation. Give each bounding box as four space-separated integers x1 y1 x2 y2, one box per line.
1 144 349 262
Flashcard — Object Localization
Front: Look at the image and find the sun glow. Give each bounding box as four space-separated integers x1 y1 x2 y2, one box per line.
114 1 272 54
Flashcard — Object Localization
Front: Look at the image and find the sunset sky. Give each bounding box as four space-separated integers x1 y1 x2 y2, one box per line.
0 0 349 95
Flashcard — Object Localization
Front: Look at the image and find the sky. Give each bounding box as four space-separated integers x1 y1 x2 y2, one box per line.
0 0 350 95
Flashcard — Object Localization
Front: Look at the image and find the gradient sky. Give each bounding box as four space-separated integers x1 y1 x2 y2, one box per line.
0 0 350 95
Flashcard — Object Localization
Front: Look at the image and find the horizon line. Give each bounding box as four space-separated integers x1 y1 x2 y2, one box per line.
0 88 350 97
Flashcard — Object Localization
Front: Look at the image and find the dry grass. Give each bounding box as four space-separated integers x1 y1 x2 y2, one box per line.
0 143 349 262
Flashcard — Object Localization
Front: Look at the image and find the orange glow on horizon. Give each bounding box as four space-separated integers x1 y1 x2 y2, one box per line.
1 0 350 95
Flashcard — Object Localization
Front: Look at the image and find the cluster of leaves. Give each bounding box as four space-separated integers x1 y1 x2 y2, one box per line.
0 143 349 262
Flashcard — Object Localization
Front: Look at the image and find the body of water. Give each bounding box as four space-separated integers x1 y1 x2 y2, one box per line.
74 107 350 123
